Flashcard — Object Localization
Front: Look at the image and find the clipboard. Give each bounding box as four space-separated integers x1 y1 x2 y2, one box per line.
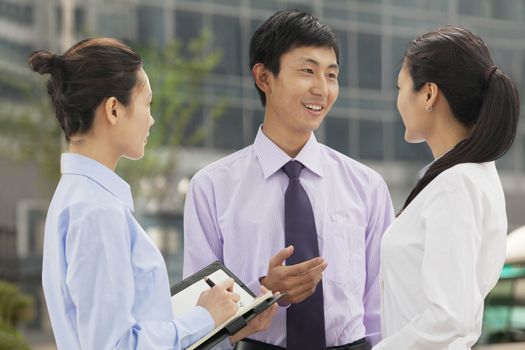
170 261 284 350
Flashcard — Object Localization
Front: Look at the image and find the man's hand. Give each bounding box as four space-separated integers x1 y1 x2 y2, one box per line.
229 286 278 344
260 246 327 304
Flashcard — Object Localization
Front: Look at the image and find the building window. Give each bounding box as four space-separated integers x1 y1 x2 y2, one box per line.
491 49 516 85
323 2 349 21
325 117 350 155
0 38 33 66
55 6 85 36
489 0 517 21
250 0 285 11
175 9 204 58
285 1 312 14
0 1 33 25
359 119 384 160
213 107 244 150
497 145 517 171
391 36 409 86
498 131 522 172
250 18 264 37
358 33 382 90
250 109 264 141
180 106 206 147
75 8 85 36
393 118 432 161
522 136 525 171
458 0 483 16
334 29 350 88
391 0 417 8
98 13 125 38
422 0 448 12
206 0 241 6
521 57 525 93
212 15 242 75
137 5 165 48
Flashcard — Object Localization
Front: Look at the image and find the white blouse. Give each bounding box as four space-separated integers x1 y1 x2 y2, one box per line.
374 162 507 349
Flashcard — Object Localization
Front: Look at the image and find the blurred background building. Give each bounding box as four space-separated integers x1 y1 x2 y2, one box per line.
0 0 524 348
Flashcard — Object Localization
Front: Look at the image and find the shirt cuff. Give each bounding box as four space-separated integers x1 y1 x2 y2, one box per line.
173 305 215 349
254 276 290 308
246 276 263 295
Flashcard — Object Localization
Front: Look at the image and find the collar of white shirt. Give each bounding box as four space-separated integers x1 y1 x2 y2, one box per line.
253 126 324 180
60 152 134 211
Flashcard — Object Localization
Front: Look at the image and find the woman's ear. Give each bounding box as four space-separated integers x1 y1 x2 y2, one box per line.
104 97 119 126
252 63 272 94
424 82 439 110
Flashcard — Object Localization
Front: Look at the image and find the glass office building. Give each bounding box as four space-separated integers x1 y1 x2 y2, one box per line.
3 0 524 209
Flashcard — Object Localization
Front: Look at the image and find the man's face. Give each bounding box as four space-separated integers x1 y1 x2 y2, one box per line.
264 46 339 138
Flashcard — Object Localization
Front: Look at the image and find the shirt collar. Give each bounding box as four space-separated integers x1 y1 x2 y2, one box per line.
60 153 134 211
253 126 323 179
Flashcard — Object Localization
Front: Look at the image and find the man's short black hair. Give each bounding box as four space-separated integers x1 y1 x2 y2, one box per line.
249 10 339 106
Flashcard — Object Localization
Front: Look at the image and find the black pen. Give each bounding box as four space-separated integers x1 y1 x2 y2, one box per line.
204 276 215 288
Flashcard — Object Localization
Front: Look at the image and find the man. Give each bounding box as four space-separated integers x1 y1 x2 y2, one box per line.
183 10 394 350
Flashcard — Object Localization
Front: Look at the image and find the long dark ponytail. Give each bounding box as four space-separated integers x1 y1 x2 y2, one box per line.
402 26 519 210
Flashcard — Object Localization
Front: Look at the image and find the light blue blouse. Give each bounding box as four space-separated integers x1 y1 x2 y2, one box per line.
42 153 214 349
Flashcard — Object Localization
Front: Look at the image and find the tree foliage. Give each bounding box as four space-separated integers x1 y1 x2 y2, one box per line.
0 73 61 194
117 31 226 201
0 280 33 350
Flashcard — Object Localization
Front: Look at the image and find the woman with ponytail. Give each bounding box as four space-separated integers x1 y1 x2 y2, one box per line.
31 38 275 349
374 26 519 349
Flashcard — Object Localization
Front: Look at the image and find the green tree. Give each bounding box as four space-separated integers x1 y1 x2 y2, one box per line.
0 73 61 194
0 280 33 350
117 31 227 202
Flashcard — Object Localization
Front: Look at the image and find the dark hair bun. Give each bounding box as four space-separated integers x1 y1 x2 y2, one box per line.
29 38 142 141
28 50 61 75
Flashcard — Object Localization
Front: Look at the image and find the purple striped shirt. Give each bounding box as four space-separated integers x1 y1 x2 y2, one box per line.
183 128 394 347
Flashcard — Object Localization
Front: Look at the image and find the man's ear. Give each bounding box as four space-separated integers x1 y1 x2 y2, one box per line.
104 97 119 126
252 63 272 94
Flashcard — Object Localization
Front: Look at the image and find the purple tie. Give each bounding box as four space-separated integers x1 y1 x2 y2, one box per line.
283 160 326 350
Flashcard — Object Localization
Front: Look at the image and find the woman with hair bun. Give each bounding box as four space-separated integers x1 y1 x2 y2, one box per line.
31 38 276 350
375 26 519 349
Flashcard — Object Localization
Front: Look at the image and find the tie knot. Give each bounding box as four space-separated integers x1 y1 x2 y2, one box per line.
282 160 304 179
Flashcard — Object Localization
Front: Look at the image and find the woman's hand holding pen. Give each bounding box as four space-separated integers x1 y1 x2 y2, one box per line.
260 245 327 304
197 278 241 327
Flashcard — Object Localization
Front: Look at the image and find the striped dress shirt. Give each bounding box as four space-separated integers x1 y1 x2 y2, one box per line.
183 127 394 348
